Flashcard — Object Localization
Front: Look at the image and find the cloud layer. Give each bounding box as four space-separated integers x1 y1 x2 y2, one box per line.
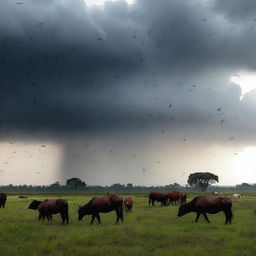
0 0 256 142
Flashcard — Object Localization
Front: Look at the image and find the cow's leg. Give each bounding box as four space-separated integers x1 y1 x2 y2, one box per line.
119 206 124 222
203 213 210 223
115 209 120 224
66 213 69 224
90 214 96 225
60 212 65 224
152 200 155 207
96 213 101 224
195 213 201 222
46 215 51 221
224 210 232 224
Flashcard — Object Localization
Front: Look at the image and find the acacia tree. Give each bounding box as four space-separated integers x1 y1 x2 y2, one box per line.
187 172 219 191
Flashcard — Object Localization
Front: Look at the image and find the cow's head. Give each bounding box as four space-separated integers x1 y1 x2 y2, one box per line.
177 203 191 217
28 200 42 210
78 204 90 220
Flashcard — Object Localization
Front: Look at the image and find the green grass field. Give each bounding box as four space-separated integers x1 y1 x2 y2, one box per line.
1 193 256 256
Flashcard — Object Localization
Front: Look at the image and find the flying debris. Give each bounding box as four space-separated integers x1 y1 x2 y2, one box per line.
41 145 46 147
16 2 24 4
221 119 225 124
169 104 172 108
217 108 221 112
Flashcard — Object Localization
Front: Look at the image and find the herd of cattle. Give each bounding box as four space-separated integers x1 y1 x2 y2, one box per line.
0 191 243 225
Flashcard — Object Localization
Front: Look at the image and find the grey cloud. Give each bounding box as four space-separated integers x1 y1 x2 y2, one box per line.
0 0 256 143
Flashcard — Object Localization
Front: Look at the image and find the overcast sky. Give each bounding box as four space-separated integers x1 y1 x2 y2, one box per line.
1 0 256 186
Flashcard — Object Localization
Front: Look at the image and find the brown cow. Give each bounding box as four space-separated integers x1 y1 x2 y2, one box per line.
0 193 7 208
124 196 133 213
178 196 233 224
166 192 187 205
38 199 69 224
148 192 168 207
18 195 28 199
78 195 123 225
166 192 180 205
180 192 187 205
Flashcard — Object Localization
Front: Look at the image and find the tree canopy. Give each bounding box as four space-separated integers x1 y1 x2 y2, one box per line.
66 177 86 189
187 172 219 191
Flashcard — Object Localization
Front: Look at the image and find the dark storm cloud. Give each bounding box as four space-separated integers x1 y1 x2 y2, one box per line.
1 0 256 140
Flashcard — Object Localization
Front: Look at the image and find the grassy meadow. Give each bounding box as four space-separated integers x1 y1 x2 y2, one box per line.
1 192 256 256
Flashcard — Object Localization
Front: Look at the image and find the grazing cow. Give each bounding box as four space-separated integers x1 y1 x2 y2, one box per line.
28 199 68 224
180 192 187 205
78 195 123 225
212 192 222 196
28 200 53 221
233 193 243 199
0 193 7 208
166 192 187 205
148 192 168 207
39 199 69 224
18 195 27 199
124 196 133 213
178 196 233 224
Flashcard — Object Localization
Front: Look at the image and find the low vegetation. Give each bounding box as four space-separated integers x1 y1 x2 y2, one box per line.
0 192 256 256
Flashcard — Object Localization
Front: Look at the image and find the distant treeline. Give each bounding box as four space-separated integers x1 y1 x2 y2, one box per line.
0 182 256 193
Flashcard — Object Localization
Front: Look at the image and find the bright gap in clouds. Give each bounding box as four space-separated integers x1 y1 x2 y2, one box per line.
85 0 134 6
233 147 256 184
230 72 256 100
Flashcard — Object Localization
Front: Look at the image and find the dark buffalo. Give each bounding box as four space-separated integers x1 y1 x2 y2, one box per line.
39 199 69 224
28 200 51 221
0 193 7 208
178 196 233 224
124 196 133 213
148 192 168 207
28 199 69 224
78 195 123 225
28 200 42 210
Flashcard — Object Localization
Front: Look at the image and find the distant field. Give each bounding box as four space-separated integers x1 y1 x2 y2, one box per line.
1 193 256 256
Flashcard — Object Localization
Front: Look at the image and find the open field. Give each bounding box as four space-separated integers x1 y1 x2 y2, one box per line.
1 193 256 256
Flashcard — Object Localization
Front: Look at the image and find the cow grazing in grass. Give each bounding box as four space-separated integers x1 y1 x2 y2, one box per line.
28 200 51 221
180 192 187 205
233 193 243 199
0 193 7 208
178 196 233 224
18 195 27 199
78 195 123 225
166 192 187 205
124 196 133 213
148 192 168 207
28 199 69 224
